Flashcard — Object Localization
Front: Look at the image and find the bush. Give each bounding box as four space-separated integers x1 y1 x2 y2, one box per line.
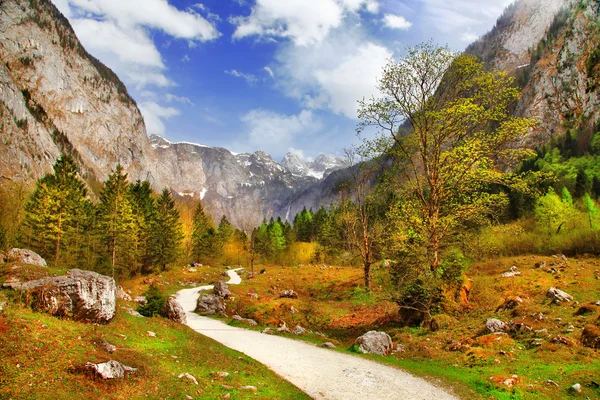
439 248 470 285
137 284 166 317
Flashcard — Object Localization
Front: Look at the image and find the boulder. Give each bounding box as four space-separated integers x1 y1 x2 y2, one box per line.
546 287 574 304
279 289 299 299
116 286 132 302
277 321 290 333
292 325 307 335
355 331 393 355
85 360 136 379
581 325 600 349
7 248 47 267
100 341 116 353
486 318 509 333
20 269 115 323
320 342 336 349
133 296 147 304
164 296 187 324
195 294 225 315
214 280 232 298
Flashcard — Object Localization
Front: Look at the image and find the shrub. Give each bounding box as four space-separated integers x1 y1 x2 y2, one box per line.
137 284 166 317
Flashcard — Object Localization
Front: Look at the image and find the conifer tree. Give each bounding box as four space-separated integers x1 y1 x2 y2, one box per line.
191 202 217 262
96 165 139 277
24 154 88 265
269 220 286 253
129 180 155 273
149 189 183 271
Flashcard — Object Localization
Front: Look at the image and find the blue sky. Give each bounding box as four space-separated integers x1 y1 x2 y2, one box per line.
52 0 511 161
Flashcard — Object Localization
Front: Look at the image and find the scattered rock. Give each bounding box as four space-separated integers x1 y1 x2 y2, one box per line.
292 325 307 335
495 297 523 313
486 318 509 333
570 383 582 393
501 266 521 278
164 296 187 324
116 286 132 302
134 296 147 304
535 261 547 269
551 335 575 346
546 287 573 304
85 360 136 379
355 331 393 355
195 294 225 315
222 394 231 399
290 306 296 314
277 321 290 333
262 327 274 334
392 344 406 353
248 292 258 299
215 371 229 378
231 315 257 326
213 281 232 299
122 307 144 317
7 248 47 266
503 375 519 388
279 289 299 299
20 269 116 323
581 325 600 349
320 342 336 349
178 372 198 385
566 324 575 333
545 380 559 387
100 341 116 353
239 386 257 392
146 331 156 337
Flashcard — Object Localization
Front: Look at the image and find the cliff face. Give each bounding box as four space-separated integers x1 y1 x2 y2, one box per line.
467 0 600 146
0 0 165 188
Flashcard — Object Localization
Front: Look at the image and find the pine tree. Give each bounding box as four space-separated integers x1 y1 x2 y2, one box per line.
129 180 155 274
191 202 217 262
24 155 88 266
96 165 139 277
149 189 183 271
269 220 286 253
218 215 235 243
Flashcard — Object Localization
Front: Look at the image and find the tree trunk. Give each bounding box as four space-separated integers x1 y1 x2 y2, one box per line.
54 214 61 266
431 234 440 271
364 261 371 290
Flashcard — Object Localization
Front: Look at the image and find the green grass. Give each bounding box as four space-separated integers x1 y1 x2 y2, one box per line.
0 299 309 399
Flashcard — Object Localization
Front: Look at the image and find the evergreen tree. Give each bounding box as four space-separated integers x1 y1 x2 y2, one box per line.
269 220 286 254
96 165 139 277
129 180 155 274
574 169 590 198
218 215 235 243
191 202 217 262
24 155 88 266
149 189 183 271
583 194 599 229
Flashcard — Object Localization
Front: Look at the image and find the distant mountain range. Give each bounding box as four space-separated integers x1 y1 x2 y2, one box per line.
1 0 598 226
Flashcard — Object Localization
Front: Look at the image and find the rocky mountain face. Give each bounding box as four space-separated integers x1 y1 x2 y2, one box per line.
1 0 598 227
0 0 167 189
467 0 600 147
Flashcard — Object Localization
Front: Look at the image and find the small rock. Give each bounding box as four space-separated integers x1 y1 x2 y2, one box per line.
292 325 307 335
7 248 47 266
320 342 336 349
116 286 132 302
545 380 559 387
244 318 258 326
85 360 136 379
146 331 156 337
232 315 243 321
551 335 574 346
279 289 299 299
222 394 231 399
178 372 198 385
277 321 290 333
355 331 393 355
100 341 116 353
290 306 296 314
486 318 509 333
214 281 232 299
186 395 193 400
164 296 187 324
134 296 147 304
501 266 520 278
262 327 274 334
503 375 519 388
570 383 582 393
122 307 144 317
239 386 257 392
566 324 575 333
215 371 229 378
248 293 258 299
535 261 547 269
546 287 573 304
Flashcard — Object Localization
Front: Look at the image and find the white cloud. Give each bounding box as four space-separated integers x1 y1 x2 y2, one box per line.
263 66 274 78
166 94 194 106
235 109 322 157
139 102 180 135
421 0 512 34
288 147 313 162
231 0 380 46
382 14 412 30
275 26 392 119
225 69 258 85
181 54 191 63
460 31 480 43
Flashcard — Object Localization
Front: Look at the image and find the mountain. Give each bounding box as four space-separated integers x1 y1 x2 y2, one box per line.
1 0 598 227
280 152 344 179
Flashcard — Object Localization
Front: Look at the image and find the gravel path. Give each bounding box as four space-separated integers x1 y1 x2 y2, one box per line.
176 269 458 400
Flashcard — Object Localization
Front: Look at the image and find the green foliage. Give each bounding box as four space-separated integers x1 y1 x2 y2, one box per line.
149 189 183 271
535 188 574 233
438 248 470 285
23 155 88 266
190 202 218 262
583 193 600 229
137 284 167 317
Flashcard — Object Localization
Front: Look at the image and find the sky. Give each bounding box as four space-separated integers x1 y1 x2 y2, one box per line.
51 0 512 162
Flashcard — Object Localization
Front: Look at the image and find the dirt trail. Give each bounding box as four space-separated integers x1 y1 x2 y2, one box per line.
176 269 458 400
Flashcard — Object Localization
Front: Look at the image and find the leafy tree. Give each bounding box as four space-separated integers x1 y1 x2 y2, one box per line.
24 155 88 265
535 188 574 233
583 194 599 230
149 189 183 271
561 187 573 207
96 165 139 277
358 42 537 271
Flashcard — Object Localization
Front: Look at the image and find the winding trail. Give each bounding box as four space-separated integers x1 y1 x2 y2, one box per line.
176 269 458 400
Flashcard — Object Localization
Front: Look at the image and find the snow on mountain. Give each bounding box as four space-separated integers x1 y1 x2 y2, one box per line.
280 152 344 179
